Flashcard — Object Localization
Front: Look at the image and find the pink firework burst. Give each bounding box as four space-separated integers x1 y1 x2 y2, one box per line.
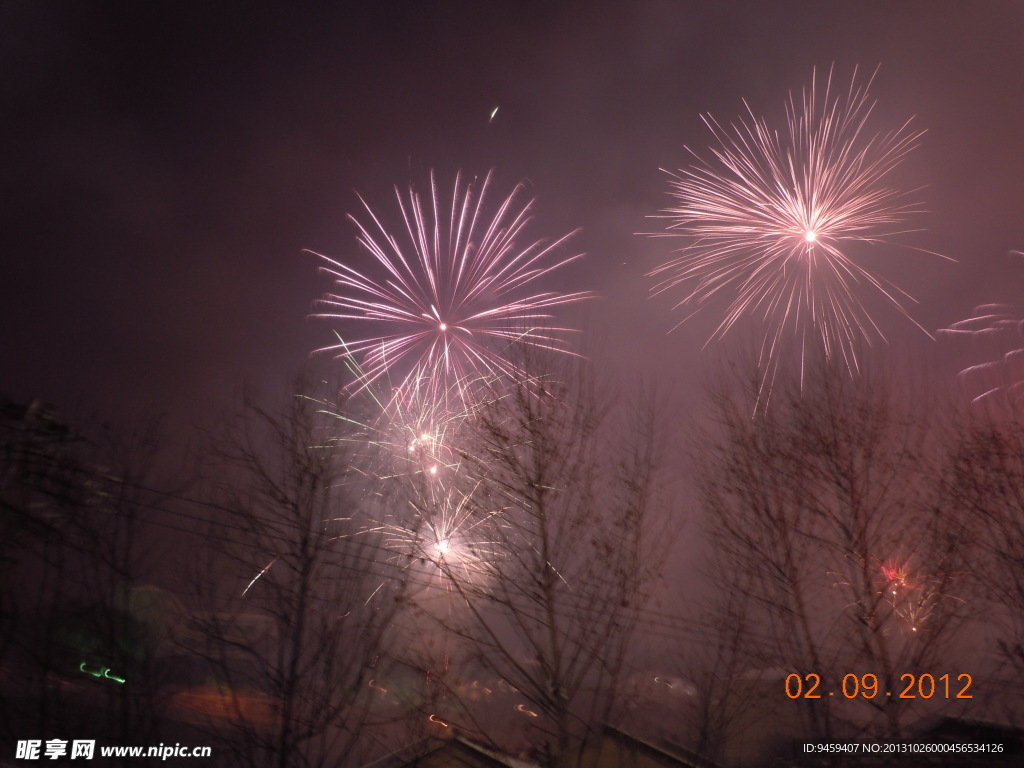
310 171 592 409
879 558 915 598
651 66 939 400
876 555 961 633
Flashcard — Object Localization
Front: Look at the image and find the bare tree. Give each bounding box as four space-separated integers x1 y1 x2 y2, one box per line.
0 397 87 738
696 361 969 745
678 570 773 766
59 417 172 749
187 384 404 768
1 399 174 754
424 366 667 767
946 412 1024 678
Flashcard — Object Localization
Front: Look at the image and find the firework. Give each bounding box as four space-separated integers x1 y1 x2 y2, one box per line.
365 372 474 482
942 306 1024 403
309 367 508 596
651 66 936 398
310 350 486 487
877 556 945 633
941 257 1024 404
831 553 961 634
310 170 592 410
372 479 507 593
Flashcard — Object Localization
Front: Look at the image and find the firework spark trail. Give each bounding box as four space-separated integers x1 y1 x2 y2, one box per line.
942 306 1024 403
309 170 593 411
650 66 941 403
941 255 1024 404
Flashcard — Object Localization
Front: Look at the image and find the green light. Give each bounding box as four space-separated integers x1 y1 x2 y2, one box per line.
79 662 126 684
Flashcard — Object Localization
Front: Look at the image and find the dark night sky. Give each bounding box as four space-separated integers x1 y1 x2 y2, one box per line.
2 0 1024 444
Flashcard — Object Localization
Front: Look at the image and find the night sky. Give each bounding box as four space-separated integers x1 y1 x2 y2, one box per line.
3 0 1024 442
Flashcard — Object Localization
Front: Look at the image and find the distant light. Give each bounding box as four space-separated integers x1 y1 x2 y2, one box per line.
439 322 448 332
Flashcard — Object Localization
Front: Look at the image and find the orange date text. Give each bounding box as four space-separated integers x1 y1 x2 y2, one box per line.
785 673 973 700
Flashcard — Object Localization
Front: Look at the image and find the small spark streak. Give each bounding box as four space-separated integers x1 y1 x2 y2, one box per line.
489 106 499 123
242 556 279 597
515 703 539 717
429 713 450 727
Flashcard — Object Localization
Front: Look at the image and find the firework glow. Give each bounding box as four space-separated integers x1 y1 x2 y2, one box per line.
650 66 938 400
358 479 508 602
365 376 471 482
310 170 593 410
302 355 518 607
312 354 490 487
